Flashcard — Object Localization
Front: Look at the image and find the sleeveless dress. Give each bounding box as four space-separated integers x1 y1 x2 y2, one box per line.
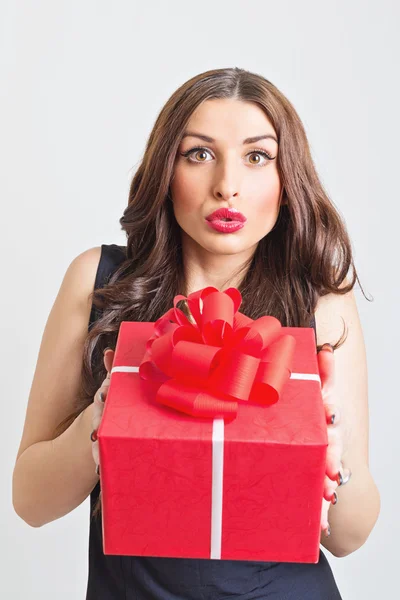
86 243 343 600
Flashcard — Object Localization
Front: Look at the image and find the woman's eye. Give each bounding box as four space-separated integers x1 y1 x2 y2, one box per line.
247 150 274 166
180 147 212 163
180 147 275 166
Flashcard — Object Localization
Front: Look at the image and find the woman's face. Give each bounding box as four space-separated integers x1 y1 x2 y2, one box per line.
170 98 282 258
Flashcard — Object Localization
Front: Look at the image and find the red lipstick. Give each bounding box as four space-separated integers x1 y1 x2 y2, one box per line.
205 207 247 233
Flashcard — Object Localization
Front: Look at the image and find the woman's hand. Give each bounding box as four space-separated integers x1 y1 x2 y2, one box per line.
90 348 115 476
317 343 352 537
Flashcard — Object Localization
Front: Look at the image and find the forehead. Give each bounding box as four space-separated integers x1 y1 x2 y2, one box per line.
184 98 277 141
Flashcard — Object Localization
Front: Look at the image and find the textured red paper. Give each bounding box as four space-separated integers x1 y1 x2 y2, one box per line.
98 322 327 563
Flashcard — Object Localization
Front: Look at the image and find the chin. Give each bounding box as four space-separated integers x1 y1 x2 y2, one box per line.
201 238 252 255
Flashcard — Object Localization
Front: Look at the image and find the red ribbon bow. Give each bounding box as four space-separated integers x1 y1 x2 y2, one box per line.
139 287 296 421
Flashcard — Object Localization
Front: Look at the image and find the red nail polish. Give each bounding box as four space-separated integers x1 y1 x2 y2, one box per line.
326 413 336 425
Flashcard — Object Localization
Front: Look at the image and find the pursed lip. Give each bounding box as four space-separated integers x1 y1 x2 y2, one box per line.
205 207 247 222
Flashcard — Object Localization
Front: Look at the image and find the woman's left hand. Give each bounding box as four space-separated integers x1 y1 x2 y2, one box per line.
317 343 347 537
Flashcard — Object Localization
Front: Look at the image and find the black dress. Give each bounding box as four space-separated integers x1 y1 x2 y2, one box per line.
86 243 342 600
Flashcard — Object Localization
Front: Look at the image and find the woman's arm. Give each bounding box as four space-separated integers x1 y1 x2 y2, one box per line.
315 285 381 557
320 463 380 557
12 403 98 527
12 248 102 527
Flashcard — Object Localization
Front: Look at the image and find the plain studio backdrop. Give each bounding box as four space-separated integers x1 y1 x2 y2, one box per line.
1 1 398 598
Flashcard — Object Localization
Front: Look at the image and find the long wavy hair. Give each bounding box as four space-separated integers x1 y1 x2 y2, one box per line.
52 67 368 519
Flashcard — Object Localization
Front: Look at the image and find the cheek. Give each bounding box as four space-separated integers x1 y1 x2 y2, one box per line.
170 164 206 217
171 161 206 192
250 174 282 218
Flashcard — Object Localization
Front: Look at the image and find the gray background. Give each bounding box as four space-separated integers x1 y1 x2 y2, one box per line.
1 1 398 598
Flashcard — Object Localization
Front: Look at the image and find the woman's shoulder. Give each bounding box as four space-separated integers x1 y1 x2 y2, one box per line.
68 244 127 303
77 244 126 278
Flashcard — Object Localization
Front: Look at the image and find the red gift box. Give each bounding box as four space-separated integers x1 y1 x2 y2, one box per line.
97 288 327 564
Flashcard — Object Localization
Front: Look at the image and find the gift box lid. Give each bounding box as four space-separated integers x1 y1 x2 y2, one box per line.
100 322 327 448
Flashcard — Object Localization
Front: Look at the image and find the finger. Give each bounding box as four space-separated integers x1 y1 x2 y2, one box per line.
92 398 104 431
94 385 109 405
323 474 339 502
91 348 115 475
92 387 108 429
317 345 335 396
92 439 99 468
100 376 111 389
320 496 330 534
91 389 107 471
104 348 115 375
325 428 343 481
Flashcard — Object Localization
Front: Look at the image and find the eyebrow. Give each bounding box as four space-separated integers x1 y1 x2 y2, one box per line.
181 132 278 144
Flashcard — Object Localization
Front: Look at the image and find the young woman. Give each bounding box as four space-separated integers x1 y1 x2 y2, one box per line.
13 67 380 599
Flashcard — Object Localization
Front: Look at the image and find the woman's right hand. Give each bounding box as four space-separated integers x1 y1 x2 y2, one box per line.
91 348 115 475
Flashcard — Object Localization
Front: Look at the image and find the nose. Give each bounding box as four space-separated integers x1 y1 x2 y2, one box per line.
214 188 239 203
213 159 240 203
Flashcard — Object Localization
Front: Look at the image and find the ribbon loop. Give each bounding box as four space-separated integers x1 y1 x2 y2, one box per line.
139 288 296 420
171 340 221 385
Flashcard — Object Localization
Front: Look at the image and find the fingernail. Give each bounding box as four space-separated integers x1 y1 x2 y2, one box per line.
326 411 336 425
339 468 352 486
103 347 112 355
331 491 338 505
329 407 340 424
99 392 105 403
90 429 98 442
321 343 334 353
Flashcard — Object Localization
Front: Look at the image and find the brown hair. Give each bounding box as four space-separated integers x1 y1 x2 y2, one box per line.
52 67 369 520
